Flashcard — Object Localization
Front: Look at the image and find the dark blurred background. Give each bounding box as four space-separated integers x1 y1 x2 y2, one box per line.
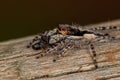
0 0 120 41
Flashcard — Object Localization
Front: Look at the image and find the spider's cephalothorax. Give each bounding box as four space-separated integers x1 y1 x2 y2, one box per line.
27 29 67 50
27 24 120 69
27 34 50 50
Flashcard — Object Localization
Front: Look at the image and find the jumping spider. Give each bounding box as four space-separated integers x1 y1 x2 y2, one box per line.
27 24 120 69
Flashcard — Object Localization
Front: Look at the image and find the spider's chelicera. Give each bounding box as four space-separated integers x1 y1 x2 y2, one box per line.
27 24 120 68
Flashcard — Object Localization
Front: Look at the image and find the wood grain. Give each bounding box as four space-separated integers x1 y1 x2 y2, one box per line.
0 19 120 80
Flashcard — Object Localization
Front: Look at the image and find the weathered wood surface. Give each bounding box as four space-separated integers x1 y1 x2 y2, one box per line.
0 20 120 80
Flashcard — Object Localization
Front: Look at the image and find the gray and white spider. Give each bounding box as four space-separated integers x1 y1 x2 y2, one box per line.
27 24 120 68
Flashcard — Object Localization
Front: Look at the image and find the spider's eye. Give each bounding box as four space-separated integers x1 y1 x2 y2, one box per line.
32 43 41 50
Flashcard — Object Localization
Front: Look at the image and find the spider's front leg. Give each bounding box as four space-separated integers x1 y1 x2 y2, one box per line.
26 35 41 49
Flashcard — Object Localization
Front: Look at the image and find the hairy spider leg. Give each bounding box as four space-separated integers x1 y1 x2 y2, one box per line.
90 26 120 31
88 43 98 69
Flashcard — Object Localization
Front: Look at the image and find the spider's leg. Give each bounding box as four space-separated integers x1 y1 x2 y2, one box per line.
27 35 41 48
35 45 58 59
90 26 120 31
26 42 32 48
73 39 78 48
88 43 98 69
35 49 47 59
53 39 75 62
60 39 75 57
35 43 55 58
52 40 67 62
